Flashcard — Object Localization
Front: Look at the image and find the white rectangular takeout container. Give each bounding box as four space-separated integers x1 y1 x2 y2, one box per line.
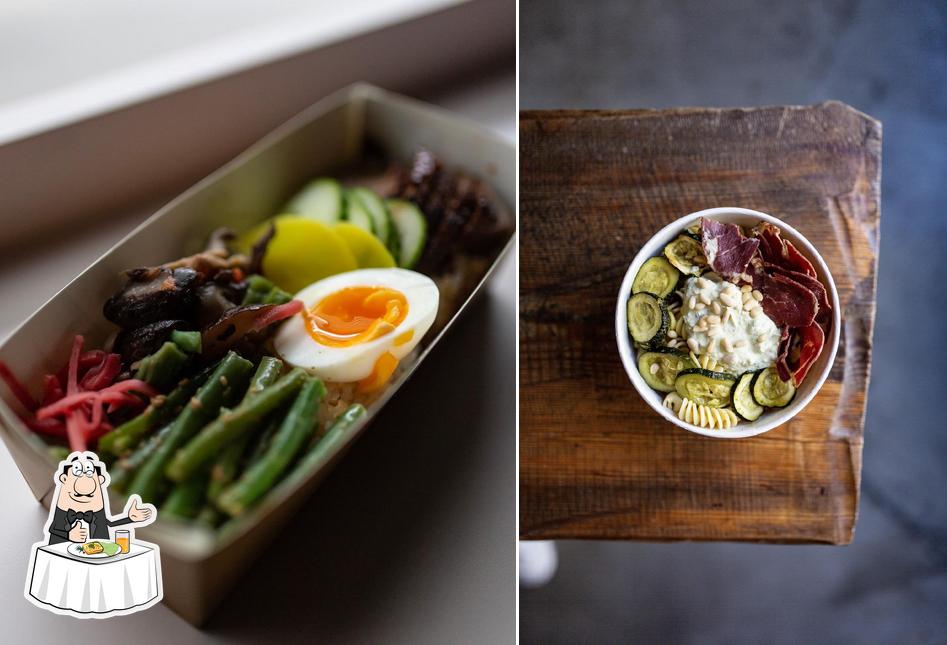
0 84 514 624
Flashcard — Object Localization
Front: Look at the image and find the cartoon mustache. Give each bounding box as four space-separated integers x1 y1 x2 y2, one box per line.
71 492 94 498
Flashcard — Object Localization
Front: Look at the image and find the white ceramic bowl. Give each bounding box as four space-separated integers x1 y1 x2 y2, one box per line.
615 207 841 439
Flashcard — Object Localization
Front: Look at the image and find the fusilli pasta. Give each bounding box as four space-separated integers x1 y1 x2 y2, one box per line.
662 392 740 429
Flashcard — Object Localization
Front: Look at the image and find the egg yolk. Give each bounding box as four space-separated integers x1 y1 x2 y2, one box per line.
303 286 408 347
358 351 399 392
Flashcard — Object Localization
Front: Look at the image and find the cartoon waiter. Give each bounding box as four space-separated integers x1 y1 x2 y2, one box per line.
25 451 162 619
47 452 153 544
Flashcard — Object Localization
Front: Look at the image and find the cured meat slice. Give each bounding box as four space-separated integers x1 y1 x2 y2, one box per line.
788 322 825 386
753 222 817 278
747 258 818 328
764 262 831 321
700 218 759 279
775 327 792 382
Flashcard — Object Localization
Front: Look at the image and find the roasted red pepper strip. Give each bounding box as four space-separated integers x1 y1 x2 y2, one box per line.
790 322 825 387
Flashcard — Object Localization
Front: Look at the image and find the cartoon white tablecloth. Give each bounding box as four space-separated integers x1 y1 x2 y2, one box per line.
27 542 159 615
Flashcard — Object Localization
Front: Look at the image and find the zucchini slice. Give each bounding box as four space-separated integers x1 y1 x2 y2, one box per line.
344 189 375 234
751 367 796 408
638 349 697 392
632 257 680 298
386 199 427 269
731 371 764 421
626 293 668 345
664 235 707 276
284 178 345 224
350 187 395 251
684 222 702 240
674 368 736 408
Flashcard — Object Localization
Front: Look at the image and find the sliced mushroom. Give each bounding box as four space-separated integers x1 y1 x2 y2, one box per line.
103 267 199 328
201 300 303 360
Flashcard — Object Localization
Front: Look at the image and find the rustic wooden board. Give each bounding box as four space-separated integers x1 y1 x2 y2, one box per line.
519 102 880 544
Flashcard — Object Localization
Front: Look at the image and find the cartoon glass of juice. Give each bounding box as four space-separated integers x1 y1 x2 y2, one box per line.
115 530 129 553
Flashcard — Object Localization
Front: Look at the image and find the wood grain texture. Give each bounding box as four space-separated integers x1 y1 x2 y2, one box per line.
519 102 881 544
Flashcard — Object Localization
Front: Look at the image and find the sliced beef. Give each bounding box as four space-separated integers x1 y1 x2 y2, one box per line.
748 258 819 328
700 218 759 279
752 222 817 278
788 322 825 386
764 262 831 322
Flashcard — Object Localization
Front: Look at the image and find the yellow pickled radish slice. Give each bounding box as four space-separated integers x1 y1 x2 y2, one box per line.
332 222 396 269
260 216 357 293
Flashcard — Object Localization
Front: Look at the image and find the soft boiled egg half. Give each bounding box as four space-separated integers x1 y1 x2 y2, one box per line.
274 268 439 392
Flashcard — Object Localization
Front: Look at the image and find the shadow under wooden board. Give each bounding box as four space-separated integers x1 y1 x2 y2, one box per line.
519 102 880 544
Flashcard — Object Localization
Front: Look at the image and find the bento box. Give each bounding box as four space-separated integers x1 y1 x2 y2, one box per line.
0 83 514 624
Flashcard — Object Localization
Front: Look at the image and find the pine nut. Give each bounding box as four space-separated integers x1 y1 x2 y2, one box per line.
697 278 709 289
706 315 721 325
688 296 697 309
667 330 678 338
712 301 722 315
722 337 733 352
752 289 763 301
742 291 753 304
687 338 699 352
650 362 660 375
734 339 747 348
699 293 712 305
741 284 752 293
707 325 720 337
696 302 706 310
723 307 732 324
750 307 763 318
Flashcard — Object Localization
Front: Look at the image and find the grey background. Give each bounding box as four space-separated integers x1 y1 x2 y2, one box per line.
0 71 515 644
520 1 947 643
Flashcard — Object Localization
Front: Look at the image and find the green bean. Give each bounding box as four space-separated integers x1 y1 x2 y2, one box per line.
283 404 367 491
217 378 326 516
162 472 208 519
170 330 202 354
166 368 307 482
99 367 213 457
244 414 281 467
205 358 284 502
262 285 293 305
242 275 274 305
126 351 254 504
246 357 283 397
194 504 224 529
135 341 188 390
108 423 174 492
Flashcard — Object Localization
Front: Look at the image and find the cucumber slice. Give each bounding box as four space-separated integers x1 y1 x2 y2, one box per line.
350 187 394 251
344 190 375 234
626 293 668 344
731 371 764 421
632 257 680 298
638 349 697 392
674 368 736 408
386 199 427 268
284 178 345 225
751 367 796 408
664 235 707 276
